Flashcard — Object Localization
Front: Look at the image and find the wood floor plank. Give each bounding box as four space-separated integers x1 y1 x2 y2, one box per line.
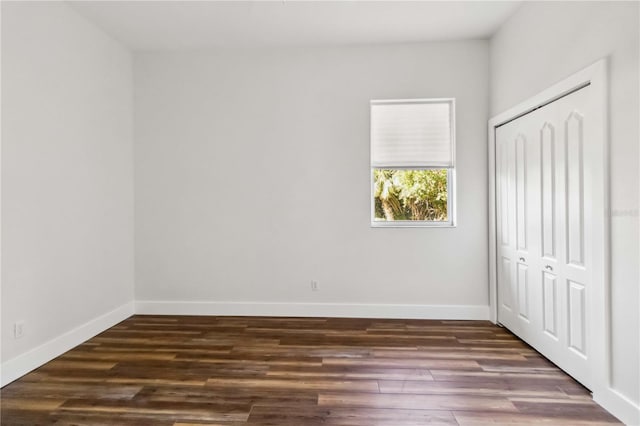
323 357 480 369
373 348 529 361
317 392 518 411
378 379 572 398
0 315 621 425
247 405 458 425
1 382 142 400
57 399 250 423
321 407 458 425
206 377 379 392
1 398 66 411
266 365 435 381
135 386 319 408
430 368 576 383
61 350 178 361
454 411 621 425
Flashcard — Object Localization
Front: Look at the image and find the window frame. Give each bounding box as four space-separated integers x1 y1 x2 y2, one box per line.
370 98 457 228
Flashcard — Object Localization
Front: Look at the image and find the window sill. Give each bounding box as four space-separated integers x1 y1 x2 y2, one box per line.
371 221 456 228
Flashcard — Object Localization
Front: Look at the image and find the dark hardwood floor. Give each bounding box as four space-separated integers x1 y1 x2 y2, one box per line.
1 315 621 425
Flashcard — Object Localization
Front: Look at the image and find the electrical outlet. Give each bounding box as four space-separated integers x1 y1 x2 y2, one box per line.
310 280 319 291
14 321 25 339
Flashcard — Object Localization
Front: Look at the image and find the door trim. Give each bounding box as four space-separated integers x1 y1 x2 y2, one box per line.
488 59 609 395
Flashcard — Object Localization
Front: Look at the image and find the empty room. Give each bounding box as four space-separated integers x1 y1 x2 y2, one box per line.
1 1 639 425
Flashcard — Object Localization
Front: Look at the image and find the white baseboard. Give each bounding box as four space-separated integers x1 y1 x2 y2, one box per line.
134 300 490 320
0 301 134 387
594 388 640 426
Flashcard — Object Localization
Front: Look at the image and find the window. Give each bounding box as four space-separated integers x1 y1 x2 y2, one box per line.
370 99 456 227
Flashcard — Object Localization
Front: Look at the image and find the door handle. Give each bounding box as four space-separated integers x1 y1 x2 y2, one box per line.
545 265 554 271
519 257 526 262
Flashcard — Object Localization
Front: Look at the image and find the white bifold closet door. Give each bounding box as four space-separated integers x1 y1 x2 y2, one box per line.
496 86 593 389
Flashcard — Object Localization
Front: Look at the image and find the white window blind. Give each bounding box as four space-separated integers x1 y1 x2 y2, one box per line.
370 99 455 168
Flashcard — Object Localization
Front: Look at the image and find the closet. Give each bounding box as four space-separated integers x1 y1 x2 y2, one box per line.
494 80 605 390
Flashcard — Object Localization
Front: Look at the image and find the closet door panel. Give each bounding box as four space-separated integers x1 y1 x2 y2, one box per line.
565 112 585 268
517 262 530 321
568 280 586 356
540 123 556 260
542 271 558 339
515 134 528 252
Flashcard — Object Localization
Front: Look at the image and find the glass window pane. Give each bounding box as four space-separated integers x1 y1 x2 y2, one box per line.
373 169 448 222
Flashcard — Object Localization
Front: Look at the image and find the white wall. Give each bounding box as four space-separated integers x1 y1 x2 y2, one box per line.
1 1 134 379
134 41 490 317
490 1 640 420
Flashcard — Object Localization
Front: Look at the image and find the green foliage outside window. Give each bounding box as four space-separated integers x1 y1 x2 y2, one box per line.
373 169 448 221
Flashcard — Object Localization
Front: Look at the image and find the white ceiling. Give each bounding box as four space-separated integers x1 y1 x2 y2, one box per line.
69 1 522 51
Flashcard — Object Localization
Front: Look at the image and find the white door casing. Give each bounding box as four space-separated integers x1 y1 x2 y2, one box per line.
488 60 608 394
